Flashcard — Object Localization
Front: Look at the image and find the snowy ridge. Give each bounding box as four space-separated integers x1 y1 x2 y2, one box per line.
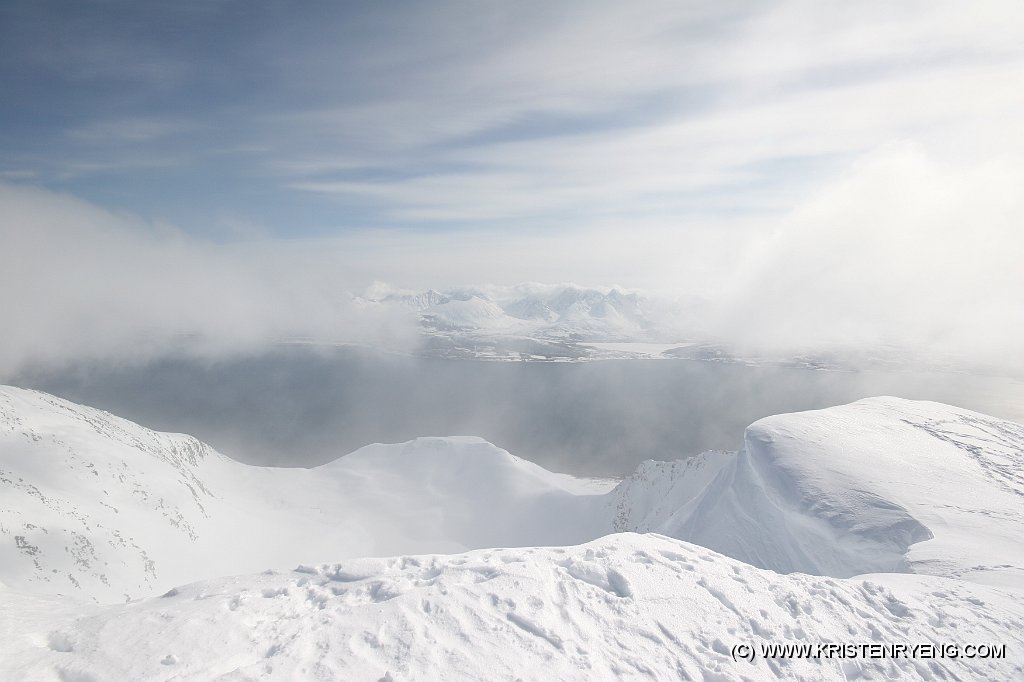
610 398 1024 585
3 534 1023 681
0 388 221 600
3 387 1024 605
0 386 608 602
746 398 1024 587
2 387 1024 679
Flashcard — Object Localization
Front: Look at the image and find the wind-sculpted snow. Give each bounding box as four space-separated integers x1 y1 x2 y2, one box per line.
2 388 1024 680
611 398 1024 585
2 535 1022 681
609 447 930 579
610 399 1024 585
3 387 1024 607
0 386 607 602
744 398 1024 586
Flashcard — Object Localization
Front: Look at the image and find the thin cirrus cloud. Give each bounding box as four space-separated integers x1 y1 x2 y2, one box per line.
272 3 1023 231
65 118 202 144
3 1 1020 230
1 1 1023 372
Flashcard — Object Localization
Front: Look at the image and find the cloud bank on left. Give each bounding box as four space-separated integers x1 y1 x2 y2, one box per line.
0 183 417 376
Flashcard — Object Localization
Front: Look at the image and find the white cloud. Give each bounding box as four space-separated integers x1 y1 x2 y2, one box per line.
4 2 1023 374
281 1 1024 227
0 184 418 376
3 149 1023 376
717 144 1024 366
66 117 201 143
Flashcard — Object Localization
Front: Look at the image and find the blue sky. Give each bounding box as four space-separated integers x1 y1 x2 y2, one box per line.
1 1 1023 370
3 0 1018 240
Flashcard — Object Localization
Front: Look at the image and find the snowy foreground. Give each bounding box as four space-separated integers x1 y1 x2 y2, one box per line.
3 535 1022 681
1 386 1023 680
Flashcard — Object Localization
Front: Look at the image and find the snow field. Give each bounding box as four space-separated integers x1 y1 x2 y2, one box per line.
2 386 1023 680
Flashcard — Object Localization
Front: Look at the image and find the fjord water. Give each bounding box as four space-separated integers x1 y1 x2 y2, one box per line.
11 346 1024 476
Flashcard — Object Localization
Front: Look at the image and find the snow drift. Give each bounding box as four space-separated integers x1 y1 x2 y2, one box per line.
3 387 1023 604
612 398 1024 587
2 386 1024 680
3 534 1022 681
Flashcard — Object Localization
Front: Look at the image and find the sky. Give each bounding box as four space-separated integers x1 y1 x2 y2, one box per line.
2 0 1023 372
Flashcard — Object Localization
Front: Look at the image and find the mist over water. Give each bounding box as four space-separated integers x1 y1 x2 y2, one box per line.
10 347 1024 477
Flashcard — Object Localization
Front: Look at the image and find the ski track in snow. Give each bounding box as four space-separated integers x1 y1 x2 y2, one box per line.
1 385 1023 680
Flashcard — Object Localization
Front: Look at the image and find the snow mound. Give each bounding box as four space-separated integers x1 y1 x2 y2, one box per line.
3 388 1024 679
315 437 609 552
3 386 1024 608
611 397 1024 585
2 534 1021 681
747 397 1024 587
0 387 605 602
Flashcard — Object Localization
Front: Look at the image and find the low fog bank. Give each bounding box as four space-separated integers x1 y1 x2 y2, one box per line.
0 184 419 376
11 347 1024 477
4 146 1024 381
714 147 1024 370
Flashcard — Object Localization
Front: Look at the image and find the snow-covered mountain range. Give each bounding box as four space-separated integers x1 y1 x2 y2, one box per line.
380 284 659 337
359 284 985 372
363 283 707 361
2 386 1023 680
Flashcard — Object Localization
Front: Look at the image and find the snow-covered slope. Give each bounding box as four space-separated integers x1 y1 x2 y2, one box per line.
422 295 511 331
4 387 1024 606
0 386 608 602
2 534 1022 681
0 386 235 602
3 387 1024 680
611 398 1024 587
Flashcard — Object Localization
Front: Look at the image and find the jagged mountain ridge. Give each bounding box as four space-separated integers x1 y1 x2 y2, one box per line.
366 284 999 371
377 283 666 340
